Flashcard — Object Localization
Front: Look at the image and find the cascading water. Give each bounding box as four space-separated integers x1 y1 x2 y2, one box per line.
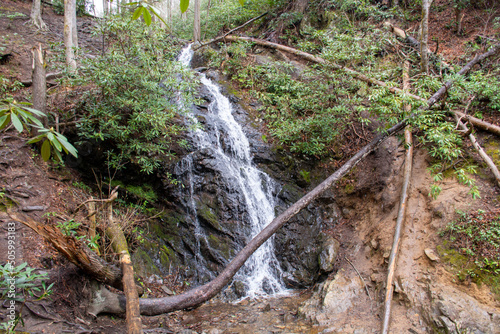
175 45 286 298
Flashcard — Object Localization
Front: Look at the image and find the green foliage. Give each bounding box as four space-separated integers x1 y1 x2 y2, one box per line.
0 76 23 99
0 98 78 162
229 56 353 156
0 262 54 302
27 127 78 162
172 0 268 40
0 262 53 331
74 16 197 174
441 209 500 283
126 2 166 26
327 0 395 22
56 219 82 238
51 0 93 16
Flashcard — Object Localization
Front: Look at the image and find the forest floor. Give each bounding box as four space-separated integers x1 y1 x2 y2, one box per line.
1 0 500 333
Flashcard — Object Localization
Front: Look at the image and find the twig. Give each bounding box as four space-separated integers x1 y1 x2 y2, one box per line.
345 257 371 300
74 187 119 214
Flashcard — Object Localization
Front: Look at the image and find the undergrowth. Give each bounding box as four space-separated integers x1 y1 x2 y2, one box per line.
440 209 500 297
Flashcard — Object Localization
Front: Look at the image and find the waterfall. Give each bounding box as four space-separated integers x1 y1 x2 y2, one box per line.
175 45 286 298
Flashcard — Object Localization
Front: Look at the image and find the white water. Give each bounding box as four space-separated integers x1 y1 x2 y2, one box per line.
177 45 286 297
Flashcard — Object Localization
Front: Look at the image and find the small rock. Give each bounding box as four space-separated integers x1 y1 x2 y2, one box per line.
207 329 222 334
21 206 45 212
318 236 340 273
161 286 174 295
262 303 271 312
370 239 379 250
238 299 249 306
424 248 440 262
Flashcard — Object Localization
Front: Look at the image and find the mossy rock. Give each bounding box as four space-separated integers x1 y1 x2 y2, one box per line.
196 200 223 232
207 234 234 260
132 248 160 277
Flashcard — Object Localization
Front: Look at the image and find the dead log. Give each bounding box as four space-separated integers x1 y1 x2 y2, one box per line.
382 22 420 50
222 36 427 103
21 71 63 87
7 210 124 290
454 110 500 137
382 61 414 334
31 44 48 134
105 189 143 334
193 12 268 50
454 113 500 187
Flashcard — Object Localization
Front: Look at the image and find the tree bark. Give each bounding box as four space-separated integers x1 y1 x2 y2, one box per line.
454 111 500 137
64 0 77 73
8 210 125 290
193 0 201 42
105 190 143 334
71 0 78 50
31 44 48 135
29 0 48 31
382 61 413 334
420 0 432 73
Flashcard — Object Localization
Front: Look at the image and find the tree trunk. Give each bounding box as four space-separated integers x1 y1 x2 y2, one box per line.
72 0 78 50
105 190 143 334
31 44 48 135
455 7 465 35
30 0 48 31
64 0 77 73
8 211 125 290
382 61 413 334
193 0 201 42
420 0 432 73
168 0 172 26
291 0 308 14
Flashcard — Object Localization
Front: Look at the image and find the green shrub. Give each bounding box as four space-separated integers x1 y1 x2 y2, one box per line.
74 16 197 174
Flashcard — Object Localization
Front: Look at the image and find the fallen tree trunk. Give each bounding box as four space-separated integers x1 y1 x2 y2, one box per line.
223 36 427 102
7 210 125 290
193 12 268 50
105 189 143 334
454 113 500 187
85 42 500 316
382 61 413 334
454 110 500 137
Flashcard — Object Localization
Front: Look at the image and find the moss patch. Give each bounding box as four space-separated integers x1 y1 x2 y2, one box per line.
196 201 222 231
439 209 500 300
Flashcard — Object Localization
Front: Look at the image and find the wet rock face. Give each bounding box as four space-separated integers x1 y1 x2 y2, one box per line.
151 69 337 290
